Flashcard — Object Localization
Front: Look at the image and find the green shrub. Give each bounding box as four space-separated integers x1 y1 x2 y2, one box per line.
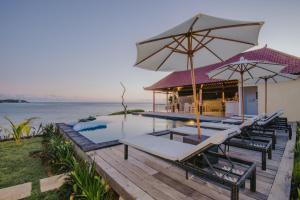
1 116 36 145
42 124 56 140
44 133 74 173
69 158 113 200
291 123 300 199
109 109 144 115
42 124 114 199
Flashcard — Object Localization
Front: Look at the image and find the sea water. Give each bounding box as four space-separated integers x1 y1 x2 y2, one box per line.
0 102 163 130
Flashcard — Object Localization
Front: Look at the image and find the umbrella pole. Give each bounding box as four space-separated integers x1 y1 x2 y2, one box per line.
189 54 201 138
264 78 267 114
241 72 245 122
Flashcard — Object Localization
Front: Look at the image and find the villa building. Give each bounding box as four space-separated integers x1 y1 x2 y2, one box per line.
145 47 300 121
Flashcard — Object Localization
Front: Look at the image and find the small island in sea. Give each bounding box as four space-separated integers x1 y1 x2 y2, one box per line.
0 99 29 103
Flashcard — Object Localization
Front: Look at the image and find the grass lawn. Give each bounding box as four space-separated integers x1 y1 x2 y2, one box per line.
0 137 61 199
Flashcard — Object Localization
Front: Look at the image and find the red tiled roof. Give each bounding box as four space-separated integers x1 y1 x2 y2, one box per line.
145 47 300 90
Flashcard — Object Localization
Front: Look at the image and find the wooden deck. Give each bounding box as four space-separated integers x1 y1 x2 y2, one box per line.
86 125 296 200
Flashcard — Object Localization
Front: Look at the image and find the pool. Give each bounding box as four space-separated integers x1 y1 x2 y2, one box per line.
77 114 192 144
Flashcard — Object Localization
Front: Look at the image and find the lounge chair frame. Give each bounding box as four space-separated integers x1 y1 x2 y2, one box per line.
123 138 256 200
265 117 292 139
170 127 272 170
176 148 256 200
225 135 272 170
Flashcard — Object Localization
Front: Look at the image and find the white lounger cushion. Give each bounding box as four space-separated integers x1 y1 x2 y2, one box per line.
222 118 242 124
257 109 283 126
197 122 237 130
120 135 194 161
120 127 240 162
171 126 224 136
178 127 240 161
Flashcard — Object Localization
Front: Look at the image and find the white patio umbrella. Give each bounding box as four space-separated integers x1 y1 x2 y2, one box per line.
208 57 286 122
244 73 298 113
135 13 264 137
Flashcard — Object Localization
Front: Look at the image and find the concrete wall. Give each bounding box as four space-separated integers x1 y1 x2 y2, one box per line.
257 78 300 121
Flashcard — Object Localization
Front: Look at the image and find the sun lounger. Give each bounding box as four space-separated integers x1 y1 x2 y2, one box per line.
171 120 272 170
252 110 292 139
246 110 291 149
120 128 256 200
222 110 290 149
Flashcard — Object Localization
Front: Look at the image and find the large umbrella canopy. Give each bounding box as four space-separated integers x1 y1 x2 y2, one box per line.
244 73 298 113
135 13 263 71
135 13 264 137
208 57 286 121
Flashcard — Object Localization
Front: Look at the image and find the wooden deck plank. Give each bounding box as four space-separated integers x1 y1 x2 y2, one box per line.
97 148 194 200
114 145 233 200
85 123 295 200
88 152 154 200
267 123 296 200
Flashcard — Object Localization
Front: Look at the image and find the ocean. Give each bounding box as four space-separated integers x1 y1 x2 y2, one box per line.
0 102 164 129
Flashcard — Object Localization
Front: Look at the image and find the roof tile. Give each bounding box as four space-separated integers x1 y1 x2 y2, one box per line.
145 47 300 90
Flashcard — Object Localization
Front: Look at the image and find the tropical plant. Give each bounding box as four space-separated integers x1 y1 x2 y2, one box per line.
45 133 74 173
69 158 112 200
31 123 43 136
41 123 114 199
42 123 57 141
291 123 300 199
1 116 36 145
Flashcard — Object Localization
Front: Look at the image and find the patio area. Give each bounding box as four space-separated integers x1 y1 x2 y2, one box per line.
86 124 296 200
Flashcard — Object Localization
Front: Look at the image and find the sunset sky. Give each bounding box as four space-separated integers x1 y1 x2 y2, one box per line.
0 0 299 102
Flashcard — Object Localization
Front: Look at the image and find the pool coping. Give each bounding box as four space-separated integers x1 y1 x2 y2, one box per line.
56 123 171 152
56 123 119 152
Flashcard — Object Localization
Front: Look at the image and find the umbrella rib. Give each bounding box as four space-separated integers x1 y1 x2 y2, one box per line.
275 73 297 80
191 33 224 62
210 64 232 78
194 38 214 52
135 35 185 66
188 17 199 32
244 64 254 79
255 78 261 85
138 22 262 45
246 63 259 73
271 76 278 84
193 33 255 46
172 36 188 51
192 30 211 51
227 65 240 80
254 65 279 75
165 46 187 54
156 36 186 71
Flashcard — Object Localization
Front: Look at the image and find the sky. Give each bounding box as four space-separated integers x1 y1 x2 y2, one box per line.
0 0 300 102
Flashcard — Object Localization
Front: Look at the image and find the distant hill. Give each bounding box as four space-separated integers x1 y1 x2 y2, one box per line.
0 99 29 103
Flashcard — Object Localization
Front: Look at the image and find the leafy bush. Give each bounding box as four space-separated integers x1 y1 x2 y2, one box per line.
109 109 144 115
1 116 36 145
45 127 74 173
69 158 113 200
42 124 115 199
291 122 300 199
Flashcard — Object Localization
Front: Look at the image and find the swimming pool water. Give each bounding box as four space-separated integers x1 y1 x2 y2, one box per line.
78 114 193 144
